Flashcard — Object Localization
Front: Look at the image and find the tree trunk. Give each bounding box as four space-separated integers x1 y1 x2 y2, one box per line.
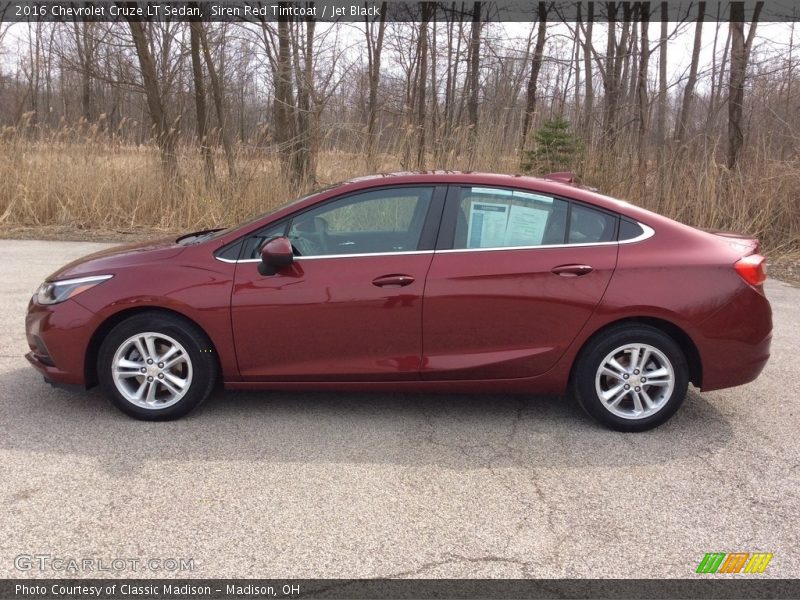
636 2 650 192
73 22 95 122
727 1 762 169
414 4 431 169
365 2 387 167
466 1 481 147
127 19 178 178
573 7 581 125
273 7 296 179
674 1 704 146
656 4 668 147
581 2 594 141
198 24 236 178
190 17 215 186
655 2 668 202
602 2 629 151
520 2 548 153
444 8 463 150
289 17 315 185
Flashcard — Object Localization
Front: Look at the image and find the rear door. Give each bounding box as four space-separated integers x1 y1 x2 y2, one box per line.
421 185 618 380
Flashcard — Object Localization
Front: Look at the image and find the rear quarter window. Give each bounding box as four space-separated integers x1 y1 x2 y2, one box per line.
618 219 644 241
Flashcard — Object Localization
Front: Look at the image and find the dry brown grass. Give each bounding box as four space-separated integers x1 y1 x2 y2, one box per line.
0 125 797 256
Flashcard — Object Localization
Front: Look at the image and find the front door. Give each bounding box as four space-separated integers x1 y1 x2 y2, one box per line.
231 185 443 381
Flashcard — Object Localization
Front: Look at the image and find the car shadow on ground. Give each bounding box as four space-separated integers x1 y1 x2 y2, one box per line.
0 365 733 474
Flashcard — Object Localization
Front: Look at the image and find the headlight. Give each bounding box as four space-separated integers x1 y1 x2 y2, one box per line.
35 275 113 305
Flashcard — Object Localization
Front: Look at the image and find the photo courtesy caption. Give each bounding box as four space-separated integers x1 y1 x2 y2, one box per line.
15 584 218 597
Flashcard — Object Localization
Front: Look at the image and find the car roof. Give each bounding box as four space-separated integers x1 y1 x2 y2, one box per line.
339 171 648 219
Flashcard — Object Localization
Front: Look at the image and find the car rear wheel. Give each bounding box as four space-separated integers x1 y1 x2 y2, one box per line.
573 325 689 431
98 312 217 420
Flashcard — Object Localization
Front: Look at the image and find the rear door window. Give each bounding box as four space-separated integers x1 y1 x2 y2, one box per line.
568 204 617 244
453 187 569 249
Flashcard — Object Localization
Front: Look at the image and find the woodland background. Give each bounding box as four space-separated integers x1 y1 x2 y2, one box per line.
0 1 798 254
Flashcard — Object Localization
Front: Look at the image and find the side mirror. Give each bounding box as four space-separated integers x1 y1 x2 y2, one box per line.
258 236 294 276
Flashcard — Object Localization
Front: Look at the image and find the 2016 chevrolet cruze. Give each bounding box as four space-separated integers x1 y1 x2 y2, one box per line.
25 172 772 430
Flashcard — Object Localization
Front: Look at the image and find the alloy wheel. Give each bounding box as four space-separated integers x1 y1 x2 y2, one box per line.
111 332 193 409
594 343 675 420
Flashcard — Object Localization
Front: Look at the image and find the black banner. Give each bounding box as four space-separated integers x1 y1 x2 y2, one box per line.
0 1 794 23
3 579 800 600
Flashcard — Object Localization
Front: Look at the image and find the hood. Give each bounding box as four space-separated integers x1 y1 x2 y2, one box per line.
47 236 186 281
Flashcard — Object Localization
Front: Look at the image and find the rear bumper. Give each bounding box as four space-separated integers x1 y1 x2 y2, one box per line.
694 284 773 392
698 331 772 391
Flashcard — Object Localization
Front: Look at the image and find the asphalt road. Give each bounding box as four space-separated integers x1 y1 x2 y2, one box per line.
0 239 798 579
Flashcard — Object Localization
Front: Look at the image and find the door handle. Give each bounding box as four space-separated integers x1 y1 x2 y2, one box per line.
372 274 415 287
551 264 593 277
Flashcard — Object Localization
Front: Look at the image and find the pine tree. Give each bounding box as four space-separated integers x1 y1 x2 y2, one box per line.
521 117 583 174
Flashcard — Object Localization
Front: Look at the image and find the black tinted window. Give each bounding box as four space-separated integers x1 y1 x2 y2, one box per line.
568 204 616 244
241 222 288 259
619 219 644 241
288 187 434 256
215 239 243 261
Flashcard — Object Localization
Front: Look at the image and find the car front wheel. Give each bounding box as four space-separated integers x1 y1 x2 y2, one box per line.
97 312 217 420
573 325 689 431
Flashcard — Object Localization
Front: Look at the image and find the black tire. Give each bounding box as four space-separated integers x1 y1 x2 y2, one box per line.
97 312 217 420
572 324 689 432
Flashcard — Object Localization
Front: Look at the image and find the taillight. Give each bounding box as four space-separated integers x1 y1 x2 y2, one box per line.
734 254 767 286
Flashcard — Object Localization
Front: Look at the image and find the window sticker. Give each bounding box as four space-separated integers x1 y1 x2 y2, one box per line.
504 204 550 246
467 202 509 248
465 199 552 248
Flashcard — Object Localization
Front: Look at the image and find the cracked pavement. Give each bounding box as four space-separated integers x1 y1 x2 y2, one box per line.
0 239 798 578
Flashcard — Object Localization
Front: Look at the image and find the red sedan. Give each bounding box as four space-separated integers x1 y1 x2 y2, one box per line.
25 172 772 430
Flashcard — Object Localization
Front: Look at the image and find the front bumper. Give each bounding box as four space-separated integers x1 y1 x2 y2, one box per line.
25 296 97 387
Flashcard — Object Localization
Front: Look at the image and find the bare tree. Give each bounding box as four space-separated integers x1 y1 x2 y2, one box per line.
674 1 704 146
190 17 215 185
273 7 296 178
127 19 178 177
364 1 387 167
580 2 594 140
520 2 548 153
71 23 98 122
635 2 650 179
465 1 481 148
292 15 317 184
728 1 763 169
199 24 236 178
413 3 431 168
600 2 631 150
442 6 465 153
